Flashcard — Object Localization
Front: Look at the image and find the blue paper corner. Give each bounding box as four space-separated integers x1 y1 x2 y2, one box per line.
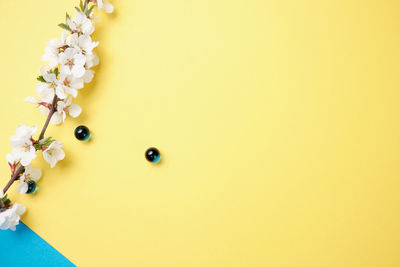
0 222 75 267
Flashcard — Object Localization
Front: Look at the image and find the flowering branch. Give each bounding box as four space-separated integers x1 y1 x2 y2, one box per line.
0 0 114 231
2 94 57 195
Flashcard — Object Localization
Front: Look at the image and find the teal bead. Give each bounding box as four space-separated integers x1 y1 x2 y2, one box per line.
75 125 91 141
26 180 37 194
145 148 161 163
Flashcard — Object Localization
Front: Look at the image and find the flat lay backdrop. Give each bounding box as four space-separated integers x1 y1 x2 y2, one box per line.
1 0 400 266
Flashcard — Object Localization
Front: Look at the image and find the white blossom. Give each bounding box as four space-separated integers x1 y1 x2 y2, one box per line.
97 0 114 13
26 93 54 118
10 125 37 144
67 12 94 35
36 72 67 100
24 96 54 118
43 140 65 168
10 125 37 166
50 97 82 125
42 30 68 68
0 202 26 231
59 48 86 78
16 165 42 195
36 83 56 103
57 72 84 98
67 33 99 55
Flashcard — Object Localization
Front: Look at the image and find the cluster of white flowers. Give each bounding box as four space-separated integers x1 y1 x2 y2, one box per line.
27 10 102 125
0 190 25 231
8 125 66 170
0 0 113 231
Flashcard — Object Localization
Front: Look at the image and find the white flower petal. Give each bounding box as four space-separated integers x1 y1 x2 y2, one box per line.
36 83 55 103
43 73 56 83
17 182 28 194
6 152 19 165
74 53 86 66
13 203 26 216
72 66 86 78
70 79 84 90
39 65 51 76
98 0 114 13
39 106 50 116
69 103 82 118
83 69 94 83
66 33 79 47
43 140 65 168
65 87 78 98
10 125 37 153
50 113 63 125
19 149 37 167
30 168 42 181
0 203 25 231
57 150 66 162
24 96 38 105
61 30 68 43
55 86 67 99
85 54 99 68
103 1 114 13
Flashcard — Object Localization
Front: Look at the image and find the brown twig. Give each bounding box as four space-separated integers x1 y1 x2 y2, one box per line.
2 165 24 194
39 95 58 139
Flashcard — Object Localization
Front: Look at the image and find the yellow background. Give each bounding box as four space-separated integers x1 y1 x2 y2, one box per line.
1 0 400 266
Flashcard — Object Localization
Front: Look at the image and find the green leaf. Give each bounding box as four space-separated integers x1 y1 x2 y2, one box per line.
54 68 59 77
33 143 42 151
58 23 71 32
38 137 54 148
1 194 11 207
38 137 52 146
37 76 46 83
86 4 95 16
3 198 11 207
80 0 84 11
65 12 71 24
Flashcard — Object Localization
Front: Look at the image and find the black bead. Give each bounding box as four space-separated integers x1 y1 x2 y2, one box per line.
145 147 161 163
26 180 37 194
75 125 91 141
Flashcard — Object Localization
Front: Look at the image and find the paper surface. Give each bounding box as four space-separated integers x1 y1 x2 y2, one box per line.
1 0 400 266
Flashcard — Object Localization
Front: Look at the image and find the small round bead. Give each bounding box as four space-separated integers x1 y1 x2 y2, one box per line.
75 125 91 141
26 180 37 194
145 147 161 163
